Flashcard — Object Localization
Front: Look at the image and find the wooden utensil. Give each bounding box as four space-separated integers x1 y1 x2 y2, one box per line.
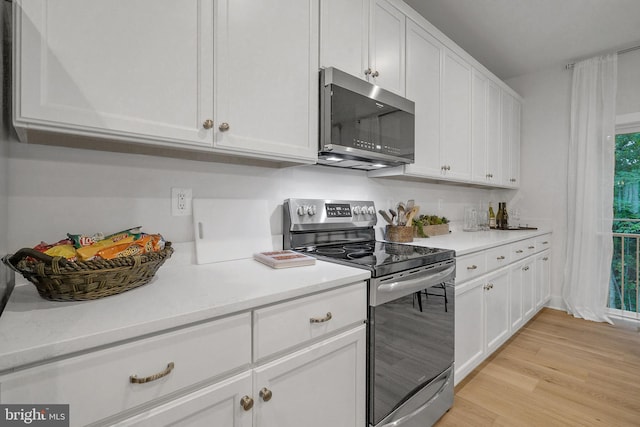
405 206 420 227
378 210 394 225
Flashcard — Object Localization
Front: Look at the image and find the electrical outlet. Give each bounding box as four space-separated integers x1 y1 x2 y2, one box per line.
171 188 192 216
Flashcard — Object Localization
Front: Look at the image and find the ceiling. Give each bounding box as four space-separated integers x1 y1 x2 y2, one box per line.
404 0 640 80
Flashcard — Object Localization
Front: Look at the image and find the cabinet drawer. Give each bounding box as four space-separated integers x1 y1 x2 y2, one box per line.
455 251 487 283
0 313 251 427
485 245 511 272
253 283 366 360
536 235 551 252
510 238 535 262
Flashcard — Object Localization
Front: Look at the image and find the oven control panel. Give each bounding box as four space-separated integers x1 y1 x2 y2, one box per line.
284 198 377 230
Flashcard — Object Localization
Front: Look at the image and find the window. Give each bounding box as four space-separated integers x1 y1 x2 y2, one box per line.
609 131 640 316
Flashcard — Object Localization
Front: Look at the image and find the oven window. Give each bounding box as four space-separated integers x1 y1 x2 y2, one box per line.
369 283 454 425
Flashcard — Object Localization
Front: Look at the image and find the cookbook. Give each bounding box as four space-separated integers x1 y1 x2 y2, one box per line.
253 250 316 269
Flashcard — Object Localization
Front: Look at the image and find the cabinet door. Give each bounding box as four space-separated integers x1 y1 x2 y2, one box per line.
319 0 369 80
214 0 318 162
486 80 503 184
521 260 536 321
501 91 521 187
369 0 405 95
115 372 252 427
454 279 485 384
14 0 214 148
510 262 524 331
485 269 510 353
536 250 551 309
253 326 366 427
441 50 472 180
509 98 522 187
403 19 443 177
471 69 488 183
500 91 513 187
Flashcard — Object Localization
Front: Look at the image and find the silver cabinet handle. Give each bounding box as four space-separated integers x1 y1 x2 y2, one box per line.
496 256 505 260
203 119 214 129
219 122 230 132
543 257 549 261
372 70 379 77
516 250 524 254
522 266 530 271
528 246 535 249
542 241 549 244
467 265 478 270
364 68 372 75
310 312 332 323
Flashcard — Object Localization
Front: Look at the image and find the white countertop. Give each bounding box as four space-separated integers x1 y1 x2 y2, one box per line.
406 228 552 256
0 243 370 373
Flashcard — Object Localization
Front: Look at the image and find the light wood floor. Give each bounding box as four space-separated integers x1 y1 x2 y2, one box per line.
436 308 640 427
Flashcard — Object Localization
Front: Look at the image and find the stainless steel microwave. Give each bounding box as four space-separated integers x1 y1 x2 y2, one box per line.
318 67 415 170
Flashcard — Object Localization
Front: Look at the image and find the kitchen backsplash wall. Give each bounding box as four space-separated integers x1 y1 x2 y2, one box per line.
6 140 508 251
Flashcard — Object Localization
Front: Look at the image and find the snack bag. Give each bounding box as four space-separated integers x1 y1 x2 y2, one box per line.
75 227 142 261
44 244 78 261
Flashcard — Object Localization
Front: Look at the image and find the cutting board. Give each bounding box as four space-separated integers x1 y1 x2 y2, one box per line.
192 199 273 264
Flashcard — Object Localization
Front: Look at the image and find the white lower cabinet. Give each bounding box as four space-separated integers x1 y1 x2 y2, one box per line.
0 283 366 427
115 372 253 427
536 250 552 309
253 326 366 427
454 234 552 385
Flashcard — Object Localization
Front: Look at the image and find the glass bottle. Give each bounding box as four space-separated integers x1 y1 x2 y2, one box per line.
496 203 504 229
488 202 496 229
502 203 509 229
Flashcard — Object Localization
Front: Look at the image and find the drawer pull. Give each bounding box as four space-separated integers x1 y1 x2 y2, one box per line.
240 396 254 411
496 256 505 260
483 283 494 290
528 246 535 249
522 266 530 271
130 362 174 384
516 250 524 254
260 387 273 402
542 241 549 244
467 265 478 270
310 312 332 323
543 257 549 261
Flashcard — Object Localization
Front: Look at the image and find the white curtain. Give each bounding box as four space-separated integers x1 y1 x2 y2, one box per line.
563 53 617 323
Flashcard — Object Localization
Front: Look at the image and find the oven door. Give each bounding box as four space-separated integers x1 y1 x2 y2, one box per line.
368 261 455 426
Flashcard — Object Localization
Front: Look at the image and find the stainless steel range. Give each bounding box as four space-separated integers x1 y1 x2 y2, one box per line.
283 198 456 427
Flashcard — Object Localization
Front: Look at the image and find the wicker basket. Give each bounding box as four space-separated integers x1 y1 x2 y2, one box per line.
2 242 173 301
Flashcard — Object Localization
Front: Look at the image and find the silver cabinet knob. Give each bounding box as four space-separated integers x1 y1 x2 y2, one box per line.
203 119 214 129
219 122 230 132
364 68 372 75
372 70 379 77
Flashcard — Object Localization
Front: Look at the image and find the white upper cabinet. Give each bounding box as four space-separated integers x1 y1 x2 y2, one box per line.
320 0 405 95
471 72 504 185
441 50 472 180
213 0 318 162
14 0 319 164
501 90 521 187
319 0 370 82
403 19 443 177
486 80 503 184
13 0 214 148
471 69 488 183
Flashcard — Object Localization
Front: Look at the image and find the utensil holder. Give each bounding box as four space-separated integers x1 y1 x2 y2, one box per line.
386 225 414 243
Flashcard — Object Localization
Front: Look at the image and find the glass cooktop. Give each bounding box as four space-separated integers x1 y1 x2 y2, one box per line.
299 241 455 277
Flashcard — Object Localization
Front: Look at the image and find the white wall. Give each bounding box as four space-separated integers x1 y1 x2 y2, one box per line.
6 141 503 251
506 49 640 310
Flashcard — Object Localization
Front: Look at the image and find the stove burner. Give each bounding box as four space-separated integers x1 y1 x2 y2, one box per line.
346 251 374 260
343 243 374 252
316 247 347 255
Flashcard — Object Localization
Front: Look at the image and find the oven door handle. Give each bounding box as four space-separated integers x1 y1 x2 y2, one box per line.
376 265 455 297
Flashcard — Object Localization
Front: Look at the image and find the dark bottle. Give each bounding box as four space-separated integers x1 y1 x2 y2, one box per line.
496 202 509 229
502 203 509 229
496 203 504 229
